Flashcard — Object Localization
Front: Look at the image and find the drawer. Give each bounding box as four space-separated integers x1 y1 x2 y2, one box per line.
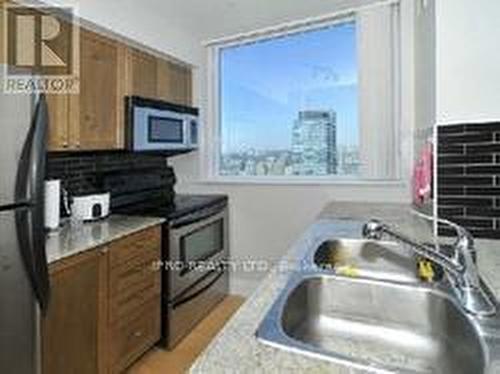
109 226 161 269
109 271 161 322
109 248 159 295
110 299 161 373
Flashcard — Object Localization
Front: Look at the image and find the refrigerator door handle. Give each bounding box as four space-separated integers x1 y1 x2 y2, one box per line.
15 94 50 312
15 93 46 204
31 94 50 311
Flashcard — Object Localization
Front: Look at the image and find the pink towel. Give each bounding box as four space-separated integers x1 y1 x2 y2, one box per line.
413 141 433 206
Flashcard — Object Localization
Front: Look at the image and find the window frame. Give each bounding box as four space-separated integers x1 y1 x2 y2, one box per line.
204 10 402 185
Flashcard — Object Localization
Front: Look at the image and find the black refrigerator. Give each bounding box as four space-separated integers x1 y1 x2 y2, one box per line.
0 88 50 374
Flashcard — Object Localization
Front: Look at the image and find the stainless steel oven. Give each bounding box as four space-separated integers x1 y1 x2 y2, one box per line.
164 200 229 349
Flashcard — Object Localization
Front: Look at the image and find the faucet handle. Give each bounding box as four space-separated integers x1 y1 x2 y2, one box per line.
362 220 385 240
436 217 476 263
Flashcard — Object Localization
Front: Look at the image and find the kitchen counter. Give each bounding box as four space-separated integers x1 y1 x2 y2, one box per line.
190 202 500 373
45 214 165 264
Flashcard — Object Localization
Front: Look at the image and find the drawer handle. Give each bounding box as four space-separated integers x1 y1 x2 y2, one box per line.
133 330 143 338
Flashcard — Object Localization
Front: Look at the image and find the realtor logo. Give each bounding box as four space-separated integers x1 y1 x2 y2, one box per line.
3 4 79 93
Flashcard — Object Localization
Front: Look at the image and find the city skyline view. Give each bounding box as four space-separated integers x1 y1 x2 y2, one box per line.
219 22 359 176
219 20 358 157
221 108 361 177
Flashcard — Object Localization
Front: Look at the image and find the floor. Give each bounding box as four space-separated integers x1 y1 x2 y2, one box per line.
128 295 245 374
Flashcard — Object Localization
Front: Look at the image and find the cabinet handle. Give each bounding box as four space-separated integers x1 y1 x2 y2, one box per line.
133 330 143 338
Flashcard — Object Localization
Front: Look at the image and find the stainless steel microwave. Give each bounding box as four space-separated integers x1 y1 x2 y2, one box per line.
126 96 199 152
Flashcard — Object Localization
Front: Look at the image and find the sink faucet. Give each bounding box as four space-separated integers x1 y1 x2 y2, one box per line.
362 218 497 317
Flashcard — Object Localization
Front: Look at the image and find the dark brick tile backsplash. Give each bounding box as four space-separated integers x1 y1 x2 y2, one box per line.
438 175 494 186
437 122 500 239
46 151 175 213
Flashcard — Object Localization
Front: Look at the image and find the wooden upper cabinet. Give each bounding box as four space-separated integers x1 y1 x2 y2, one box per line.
127 48 157 98
0 1 6 65
42 248 108 374
126 47 192 106
157 59 192 106
72 30 125 150
170 63 192 106
47 94 70 151
156 59 172 103
47 28 126 151
43 19 193 152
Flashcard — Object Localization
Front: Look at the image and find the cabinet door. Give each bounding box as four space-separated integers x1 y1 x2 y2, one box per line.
128 48 157 98
47 94 70 151
71 30 124 150
0 1 7 65
156 59 172 103
45 17 73 151
157 59 192 106
42 248 109 374
108 226 161 373
170 63 192 106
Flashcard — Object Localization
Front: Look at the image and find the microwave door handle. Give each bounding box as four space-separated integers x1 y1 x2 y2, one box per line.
172 268 225 309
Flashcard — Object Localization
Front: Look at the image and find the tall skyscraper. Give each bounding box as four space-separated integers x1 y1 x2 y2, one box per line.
292 110 337 175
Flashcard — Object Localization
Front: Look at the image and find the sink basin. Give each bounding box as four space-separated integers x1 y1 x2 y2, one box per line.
258 275 486 373
314 239 420 283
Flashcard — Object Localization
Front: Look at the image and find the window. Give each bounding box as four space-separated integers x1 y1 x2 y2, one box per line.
209 4 400 181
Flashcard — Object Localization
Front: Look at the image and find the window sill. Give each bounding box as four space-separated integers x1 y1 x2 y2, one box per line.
195 177 406 187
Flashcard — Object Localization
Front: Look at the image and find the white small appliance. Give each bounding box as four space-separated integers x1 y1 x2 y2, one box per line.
71 193 110 222
44 179 61 230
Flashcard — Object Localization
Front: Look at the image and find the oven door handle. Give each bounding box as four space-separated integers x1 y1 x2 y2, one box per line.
170 203 227 229
172 268 225 310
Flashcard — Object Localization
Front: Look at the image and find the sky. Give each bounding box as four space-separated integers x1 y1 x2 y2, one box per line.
220 21 358 154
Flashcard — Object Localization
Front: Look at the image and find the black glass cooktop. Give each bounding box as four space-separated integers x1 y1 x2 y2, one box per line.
114 193 227 220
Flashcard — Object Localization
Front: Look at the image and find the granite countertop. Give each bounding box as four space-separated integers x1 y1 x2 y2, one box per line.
190 202 500 373
45 214 165 264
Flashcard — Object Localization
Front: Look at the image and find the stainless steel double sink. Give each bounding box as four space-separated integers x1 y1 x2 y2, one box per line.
257 239 500 373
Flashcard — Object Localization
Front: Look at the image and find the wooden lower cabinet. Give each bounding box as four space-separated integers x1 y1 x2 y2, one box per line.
108 226 162 373
110 299 161 373
42 247 108 374
42 225 162 374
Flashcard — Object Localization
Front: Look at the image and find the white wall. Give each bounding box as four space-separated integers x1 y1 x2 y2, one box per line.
436 0 500 124
412 0 435 215
414 0 435 133
171 0 417 296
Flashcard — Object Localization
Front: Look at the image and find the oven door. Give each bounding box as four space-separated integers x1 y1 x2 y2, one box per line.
168 205 228 299
132 106 188 151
